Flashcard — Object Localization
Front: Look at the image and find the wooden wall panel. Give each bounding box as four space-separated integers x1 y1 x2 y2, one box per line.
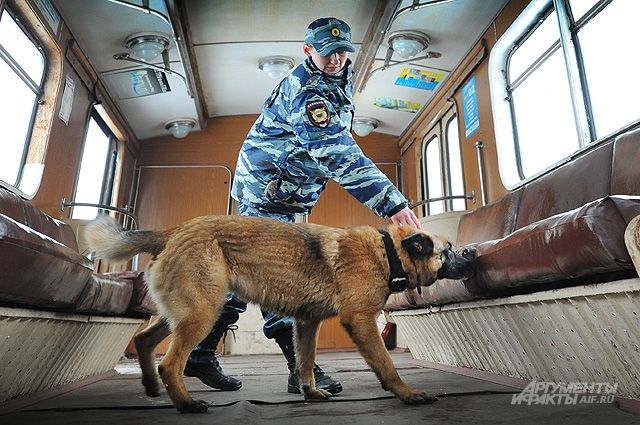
135 166 231 228
401 141 419 213
139 116 402 228
26 18 138 219
32 29 92 218
138 115 253 170
134 166 231 270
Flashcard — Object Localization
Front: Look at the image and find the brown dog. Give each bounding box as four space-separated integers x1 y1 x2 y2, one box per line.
85 215 474 413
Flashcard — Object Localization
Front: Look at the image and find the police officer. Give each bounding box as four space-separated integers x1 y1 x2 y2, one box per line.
184 17 421 395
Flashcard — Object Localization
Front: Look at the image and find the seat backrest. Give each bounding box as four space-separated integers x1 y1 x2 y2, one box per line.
419 211 467 245
514 141 614 230
611 127 640 195
0 188 78 251
456 189 523 246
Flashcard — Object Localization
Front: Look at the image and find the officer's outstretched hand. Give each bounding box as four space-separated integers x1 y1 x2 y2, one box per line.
390 206 422 229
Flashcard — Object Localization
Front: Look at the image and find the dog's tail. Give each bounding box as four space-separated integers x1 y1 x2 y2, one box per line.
84 215 169 262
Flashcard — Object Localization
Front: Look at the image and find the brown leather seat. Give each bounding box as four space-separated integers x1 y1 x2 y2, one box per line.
74 273 134 315
386 127 640 311
0 212 93 309
0 187 152 317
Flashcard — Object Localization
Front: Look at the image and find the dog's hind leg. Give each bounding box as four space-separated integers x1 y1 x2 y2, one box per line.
294 319 331 400
340 311 437 405
134 316 171 397
151 238 231 413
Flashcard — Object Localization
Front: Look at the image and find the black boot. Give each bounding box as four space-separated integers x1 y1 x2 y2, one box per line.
184 321 242 391
274 329 343 395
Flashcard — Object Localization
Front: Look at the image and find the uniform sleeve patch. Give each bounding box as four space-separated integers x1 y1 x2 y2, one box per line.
306 100 330 128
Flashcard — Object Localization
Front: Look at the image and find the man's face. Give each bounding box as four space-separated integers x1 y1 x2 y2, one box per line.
304 45 349 74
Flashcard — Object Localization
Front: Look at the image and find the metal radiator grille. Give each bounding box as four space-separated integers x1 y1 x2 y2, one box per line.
390 279 640 399
0 308 144 403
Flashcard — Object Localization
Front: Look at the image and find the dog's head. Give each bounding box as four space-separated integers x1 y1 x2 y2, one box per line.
395 227 476 289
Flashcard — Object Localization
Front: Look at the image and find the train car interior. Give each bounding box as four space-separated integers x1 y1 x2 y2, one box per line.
0 0 639 423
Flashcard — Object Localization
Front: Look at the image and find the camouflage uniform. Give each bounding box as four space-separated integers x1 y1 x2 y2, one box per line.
231 56 408 218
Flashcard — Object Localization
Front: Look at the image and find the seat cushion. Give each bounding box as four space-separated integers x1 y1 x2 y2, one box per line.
98 271 156 316
74 273 133 315
0 213 93 309
475 196 640 290
457 189 522 246
611 127 640 195
126 271 156 316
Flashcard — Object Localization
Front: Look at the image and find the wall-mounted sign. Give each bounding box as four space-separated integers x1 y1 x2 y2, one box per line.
103 68 171 100
462 76 480 138
58 75 74 125
395 67 444 91
373 97 422 113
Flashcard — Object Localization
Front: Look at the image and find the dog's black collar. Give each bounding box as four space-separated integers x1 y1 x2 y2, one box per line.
379 229 409 292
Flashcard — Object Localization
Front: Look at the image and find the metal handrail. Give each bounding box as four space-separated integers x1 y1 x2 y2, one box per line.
60 198 140 271
474 142 487 206
408 191 476 210
60 198 139 230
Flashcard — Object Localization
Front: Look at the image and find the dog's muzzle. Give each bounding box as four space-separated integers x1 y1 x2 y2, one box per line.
436 247 476 280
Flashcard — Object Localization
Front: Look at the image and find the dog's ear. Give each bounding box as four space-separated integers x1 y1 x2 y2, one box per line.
401 233 434 259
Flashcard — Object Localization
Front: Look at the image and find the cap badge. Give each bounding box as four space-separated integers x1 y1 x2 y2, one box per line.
331 27 341 37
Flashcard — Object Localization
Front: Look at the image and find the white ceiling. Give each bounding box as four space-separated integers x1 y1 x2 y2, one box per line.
53 0 509 140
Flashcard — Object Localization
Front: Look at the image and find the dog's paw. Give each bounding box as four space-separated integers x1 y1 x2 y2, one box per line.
399 391 438 405
142 378 161 397
177 399 209 413
302 385 333 400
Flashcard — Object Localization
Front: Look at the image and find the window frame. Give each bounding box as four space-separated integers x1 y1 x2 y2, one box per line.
420 106 466 217
0 5 47 193
421 131 443 216
70 107 119 219
489 0 636 189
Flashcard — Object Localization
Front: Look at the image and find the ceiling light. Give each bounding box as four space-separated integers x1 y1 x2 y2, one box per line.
352 117 380 137
125 32 170 62
388 30 430 59
164 118 196 139
258 56 295 79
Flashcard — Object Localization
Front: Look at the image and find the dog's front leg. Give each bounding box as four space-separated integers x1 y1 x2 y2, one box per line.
294 319 331 400
340 311 437 405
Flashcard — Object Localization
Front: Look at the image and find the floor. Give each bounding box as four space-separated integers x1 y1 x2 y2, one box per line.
2 351 639 425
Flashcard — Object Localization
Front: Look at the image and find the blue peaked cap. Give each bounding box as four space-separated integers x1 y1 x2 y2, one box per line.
305 17 355 56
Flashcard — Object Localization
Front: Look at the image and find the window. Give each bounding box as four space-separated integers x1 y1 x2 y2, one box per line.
446 116 466 211
578 0 639 136
420 108 466 216
71 109 118 219
0 8 45 191
423 135 444 215
489 0 640 187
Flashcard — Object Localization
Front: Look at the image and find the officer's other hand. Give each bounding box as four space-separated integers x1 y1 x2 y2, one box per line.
390 206 422 229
